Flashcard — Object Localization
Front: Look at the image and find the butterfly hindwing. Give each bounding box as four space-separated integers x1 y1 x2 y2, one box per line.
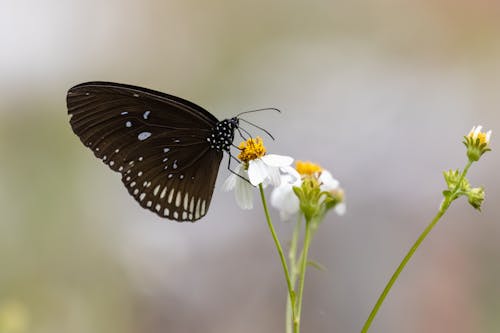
122 138 223 221
67 82 226 222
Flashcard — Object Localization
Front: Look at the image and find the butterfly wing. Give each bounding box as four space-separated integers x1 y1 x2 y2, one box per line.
67 81 223 222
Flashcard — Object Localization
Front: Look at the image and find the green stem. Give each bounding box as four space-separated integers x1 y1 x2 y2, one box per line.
361 162 473 333
294 217 314 332
453 161 472 200
287 216 302 333
258 184 297 328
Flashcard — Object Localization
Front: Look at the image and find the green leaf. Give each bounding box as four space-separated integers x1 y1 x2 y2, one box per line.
307 260 327 272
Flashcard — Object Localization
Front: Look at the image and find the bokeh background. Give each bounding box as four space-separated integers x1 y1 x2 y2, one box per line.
1 1 499 332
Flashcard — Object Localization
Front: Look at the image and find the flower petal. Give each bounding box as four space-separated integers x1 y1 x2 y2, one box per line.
223 164 242 191
280 166 301 185
261 154 293 167
235 176 254 209
335 203 346 216
271 181 300 220
319 170 339 191
248 159 268 186
223 174 237 192
267 166 282 187
486 130 492 143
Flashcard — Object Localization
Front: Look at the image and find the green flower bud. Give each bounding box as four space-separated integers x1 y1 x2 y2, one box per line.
467 187 485 211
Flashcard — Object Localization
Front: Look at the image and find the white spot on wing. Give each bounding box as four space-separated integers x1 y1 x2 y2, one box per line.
201 200 206 216
125 121 132 128
163 147 170 153
182 212 187 220
138 132 152 141
160 187 167 199
164 208 169 216
153 184 160 196
155 204 161 211
143 110 151 119
183 193 189 210
168 189 175 204
120 112 128 115
189 197 195 213
195 198 202 219
173 211 179 219
139 193 146 201
175 191 182 207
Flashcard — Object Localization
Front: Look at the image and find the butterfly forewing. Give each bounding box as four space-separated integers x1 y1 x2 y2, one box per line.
67 82 226 222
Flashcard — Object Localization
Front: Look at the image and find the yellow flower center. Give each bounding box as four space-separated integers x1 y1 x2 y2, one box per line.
468 126 491 145
475 132 489 145
237 137 266 162
296 160 323 176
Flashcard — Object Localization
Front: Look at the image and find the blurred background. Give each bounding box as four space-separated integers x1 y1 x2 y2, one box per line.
1 0 499 332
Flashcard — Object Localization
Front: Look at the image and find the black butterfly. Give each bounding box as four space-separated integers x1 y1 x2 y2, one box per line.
67 81 244 222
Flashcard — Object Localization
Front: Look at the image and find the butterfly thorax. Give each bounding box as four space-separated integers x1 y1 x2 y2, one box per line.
207 117 239 152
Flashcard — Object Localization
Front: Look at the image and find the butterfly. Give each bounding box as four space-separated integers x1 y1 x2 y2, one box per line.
67 81 246 222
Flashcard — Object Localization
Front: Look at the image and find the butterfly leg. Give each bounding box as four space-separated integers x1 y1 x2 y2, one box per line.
227 152 250 183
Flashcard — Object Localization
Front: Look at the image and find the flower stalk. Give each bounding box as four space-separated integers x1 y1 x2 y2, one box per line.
258 184 297 328
361 125 491 332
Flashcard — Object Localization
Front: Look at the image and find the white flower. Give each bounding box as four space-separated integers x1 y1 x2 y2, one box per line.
271 162 345 220
224 153 294 210
248 154 294 186
270 168 301 220
223 164 254 209
468 125 492 144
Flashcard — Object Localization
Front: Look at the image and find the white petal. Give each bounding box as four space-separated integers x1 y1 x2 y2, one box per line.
486 130 492 143
281 166 301 185
248 159 268 186
319 170 339 191
335 203 346 216
267 166 282 187
473 125 482 139
222 164 242 191
261 154 293 167
271 182 300 220
223 174 237 191
235 177 254 209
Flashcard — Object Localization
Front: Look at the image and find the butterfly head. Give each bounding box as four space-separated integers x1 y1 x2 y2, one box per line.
207 117 239 152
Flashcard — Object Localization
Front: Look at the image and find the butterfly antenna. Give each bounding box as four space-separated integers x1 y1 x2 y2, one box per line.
238 126 253 140
236 107 281 118
239 118 275 140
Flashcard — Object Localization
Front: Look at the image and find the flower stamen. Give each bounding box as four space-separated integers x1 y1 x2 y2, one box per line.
295 160 323 177
237 137 266 162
